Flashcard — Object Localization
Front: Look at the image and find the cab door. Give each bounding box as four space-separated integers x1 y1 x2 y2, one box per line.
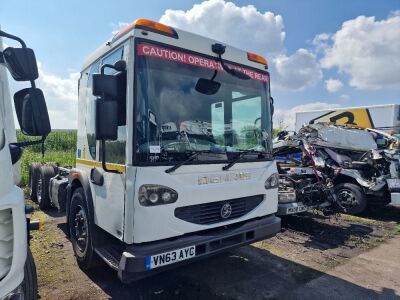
90 46 128 240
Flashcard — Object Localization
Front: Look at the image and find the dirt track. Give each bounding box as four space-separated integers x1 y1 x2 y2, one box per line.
29 203 400 300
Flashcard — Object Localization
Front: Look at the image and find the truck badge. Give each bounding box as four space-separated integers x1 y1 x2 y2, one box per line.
220 203 232 219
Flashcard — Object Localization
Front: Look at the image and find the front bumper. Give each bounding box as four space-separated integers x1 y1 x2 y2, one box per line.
118 215 280 282
277 201 331 216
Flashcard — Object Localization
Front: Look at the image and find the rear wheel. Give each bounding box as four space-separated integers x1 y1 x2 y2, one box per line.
36 165 56 210
69 187 97 270
22 248 38 300
335 182 367 215
29 163 41 202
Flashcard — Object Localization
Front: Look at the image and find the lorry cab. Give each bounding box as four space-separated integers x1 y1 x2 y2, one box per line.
68 19 280 282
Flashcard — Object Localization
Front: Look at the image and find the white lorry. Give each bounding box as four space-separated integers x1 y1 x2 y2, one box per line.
30 19 281 282
295 104 400 134
0 29 51 299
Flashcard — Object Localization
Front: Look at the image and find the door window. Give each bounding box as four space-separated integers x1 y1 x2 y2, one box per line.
101 47 126 164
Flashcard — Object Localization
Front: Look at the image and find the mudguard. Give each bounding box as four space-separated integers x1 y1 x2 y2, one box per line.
66 168 95 230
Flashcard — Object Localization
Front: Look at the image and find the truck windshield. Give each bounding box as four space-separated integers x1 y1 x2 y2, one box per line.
135 41 272 164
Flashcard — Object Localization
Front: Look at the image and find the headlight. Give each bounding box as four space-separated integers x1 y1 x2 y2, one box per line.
278 192 297 203
138 185 178 206
265 173 279 189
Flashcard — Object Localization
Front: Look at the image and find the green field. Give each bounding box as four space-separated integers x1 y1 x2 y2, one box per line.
17 130 77 187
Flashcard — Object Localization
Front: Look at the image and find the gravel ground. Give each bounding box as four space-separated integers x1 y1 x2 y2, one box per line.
28 202 400 300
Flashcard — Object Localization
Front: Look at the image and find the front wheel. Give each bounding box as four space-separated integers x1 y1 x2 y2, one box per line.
335 182 367 215
68 188 96 270
22 248 38 300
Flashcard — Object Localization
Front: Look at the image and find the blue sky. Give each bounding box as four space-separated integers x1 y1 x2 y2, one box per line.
1 0 399 129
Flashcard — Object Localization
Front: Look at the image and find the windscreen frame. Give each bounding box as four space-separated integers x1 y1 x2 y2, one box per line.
132 38 273 167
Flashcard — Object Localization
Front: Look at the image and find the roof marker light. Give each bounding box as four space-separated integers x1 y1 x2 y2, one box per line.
112 19 178 43
247 52 268 66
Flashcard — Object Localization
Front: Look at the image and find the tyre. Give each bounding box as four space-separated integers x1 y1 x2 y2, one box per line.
29 163 41 202
334 182 367 215
47 163 59 174
36 165 56 210
22 248 38 300
68 187 96 270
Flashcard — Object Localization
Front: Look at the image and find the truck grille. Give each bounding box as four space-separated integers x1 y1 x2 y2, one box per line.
175 195 264 225
0 208 13 280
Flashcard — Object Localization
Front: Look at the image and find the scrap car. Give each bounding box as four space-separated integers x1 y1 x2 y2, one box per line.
274 124 400 215
273 131 337 216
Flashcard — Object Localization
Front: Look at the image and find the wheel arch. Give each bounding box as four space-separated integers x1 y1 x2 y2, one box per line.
333 174 360 186
66 169 95 232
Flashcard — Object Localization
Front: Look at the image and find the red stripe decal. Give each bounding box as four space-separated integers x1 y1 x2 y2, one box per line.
137 43 268 82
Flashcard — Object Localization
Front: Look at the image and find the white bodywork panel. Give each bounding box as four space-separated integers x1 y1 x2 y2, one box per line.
313 124 377 151
75 163 126 239
129 161 277 243
0 34 26 298
0 35 20 184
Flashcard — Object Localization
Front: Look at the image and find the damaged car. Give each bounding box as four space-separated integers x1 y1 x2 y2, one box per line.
274 124 400 215
274 131 338 216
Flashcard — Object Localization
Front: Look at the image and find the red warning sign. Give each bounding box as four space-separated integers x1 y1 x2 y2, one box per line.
137 43 268 82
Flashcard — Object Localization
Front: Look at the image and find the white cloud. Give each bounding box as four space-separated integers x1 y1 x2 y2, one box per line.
271 49 322 90
159 0 321 90
111 22 130 35
160 0 285 55
320 11 400 90
325 78 343 93
6 61 78 129
312 33 330 53
273 102 340 130
35 63 79 128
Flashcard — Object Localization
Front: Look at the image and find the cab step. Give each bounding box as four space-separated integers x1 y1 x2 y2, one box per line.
94 247 122 271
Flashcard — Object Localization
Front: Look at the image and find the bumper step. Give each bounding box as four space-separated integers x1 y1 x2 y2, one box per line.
94 247 121 271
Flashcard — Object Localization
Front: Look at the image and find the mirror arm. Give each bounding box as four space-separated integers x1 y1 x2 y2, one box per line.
100 64 116 75
101 140 121 174
0 30 27 48
0 51 4 64
10 135 47 148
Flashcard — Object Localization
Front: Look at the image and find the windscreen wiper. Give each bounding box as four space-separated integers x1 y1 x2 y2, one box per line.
222 150 266 171
165 151 221 174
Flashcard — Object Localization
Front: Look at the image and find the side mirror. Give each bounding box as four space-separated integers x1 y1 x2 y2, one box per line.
3 47 39 81
95 99 118 140
92 74 119 98
92 59 126 98
14 88 51 136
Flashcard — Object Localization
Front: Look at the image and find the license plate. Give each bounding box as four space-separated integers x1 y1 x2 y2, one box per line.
146 245 196 270
286 205 308 214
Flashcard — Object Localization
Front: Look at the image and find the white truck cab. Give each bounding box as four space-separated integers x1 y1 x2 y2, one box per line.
0 29 51 299
61 19 280 282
